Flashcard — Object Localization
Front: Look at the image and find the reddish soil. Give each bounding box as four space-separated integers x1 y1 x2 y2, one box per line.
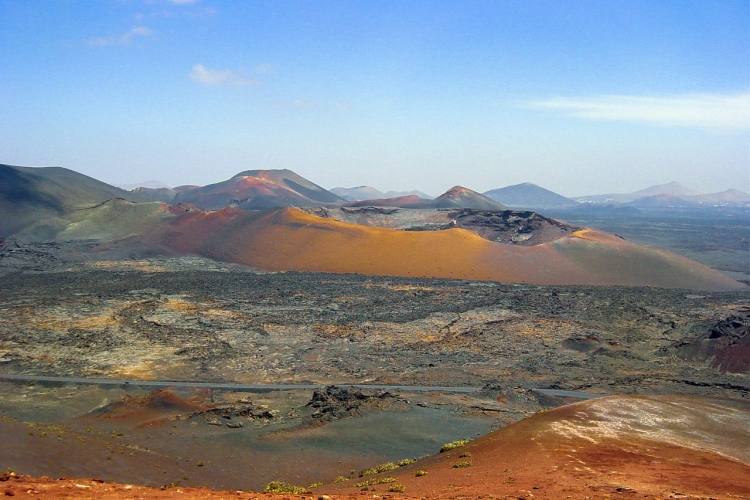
0 474 266 499
5 395 748 499
84 389 210 427
323 395 750 499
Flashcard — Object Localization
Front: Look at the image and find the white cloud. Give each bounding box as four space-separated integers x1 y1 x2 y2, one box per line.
528 92 750 129
190 64 261 86
85 26 153 46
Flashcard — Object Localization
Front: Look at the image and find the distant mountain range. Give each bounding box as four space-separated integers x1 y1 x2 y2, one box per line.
116 180 171 190
687 189 750 203
0 163 744 291
116 175 748 211
331 186 434 201
574 181 749 206
482 181 750 211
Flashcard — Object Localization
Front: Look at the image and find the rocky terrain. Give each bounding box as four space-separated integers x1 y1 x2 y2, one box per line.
1 257 748 393
0 243 749 496
303 207 577 245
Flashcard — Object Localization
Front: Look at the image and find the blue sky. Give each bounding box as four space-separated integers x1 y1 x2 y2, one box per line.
1 0 748 196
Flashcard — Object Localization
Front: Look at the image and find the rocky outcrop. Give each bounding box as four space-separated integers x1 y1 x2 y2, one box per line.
674 311 750 373
306 386 404 422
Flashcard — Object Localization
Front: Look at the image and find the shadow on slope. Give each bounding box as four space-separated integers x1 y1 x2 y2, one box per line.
0 164 148 237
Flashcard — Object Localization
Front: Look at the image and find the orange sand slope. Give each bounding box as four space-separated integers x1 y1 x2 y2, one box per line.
328 394 750 500
152 207 743 291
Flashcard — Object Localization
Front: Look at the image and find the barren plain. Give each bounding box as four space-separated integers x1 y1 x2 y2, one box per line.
1 244 749 497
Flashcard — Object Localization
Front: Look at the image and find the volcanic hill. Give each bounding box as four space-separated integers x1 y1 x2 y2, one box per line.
330 185 386 201
483 182 579 209
136 206 742 290
687 188 750 204
0 164 150 237
343 186 506 210
173 169 343 210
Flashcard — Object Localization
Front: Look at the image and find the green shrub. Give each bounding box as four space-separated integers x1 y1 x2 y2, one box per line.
453 460 473 468
334 476 350 483
308 481 323 488
388 484 406 492
396 458 417 467
458 451 472 458
440 439 469 452
264 481 307 494
359 462 397 476
355 476 398 488
415 469 427 477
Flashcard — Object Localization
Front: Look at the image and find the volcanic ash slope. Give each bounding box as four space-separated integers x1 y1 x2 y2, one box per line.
149 207 743 291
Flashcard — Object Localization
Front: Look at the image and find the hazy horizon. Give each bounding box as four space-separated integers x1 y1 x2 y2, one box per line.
1 1 748 197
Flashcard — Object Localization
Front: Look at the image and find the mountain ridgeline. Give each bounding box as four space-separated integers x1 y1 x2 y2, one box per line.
0 163 745 291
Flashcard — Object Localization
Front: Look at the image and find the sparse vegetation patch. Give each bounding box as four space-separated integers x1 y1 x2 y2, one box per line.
360 461 397 476
396 458 418 466
263 481 307 494
440 439 469 452
355 476 397 487
453 460 474 468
